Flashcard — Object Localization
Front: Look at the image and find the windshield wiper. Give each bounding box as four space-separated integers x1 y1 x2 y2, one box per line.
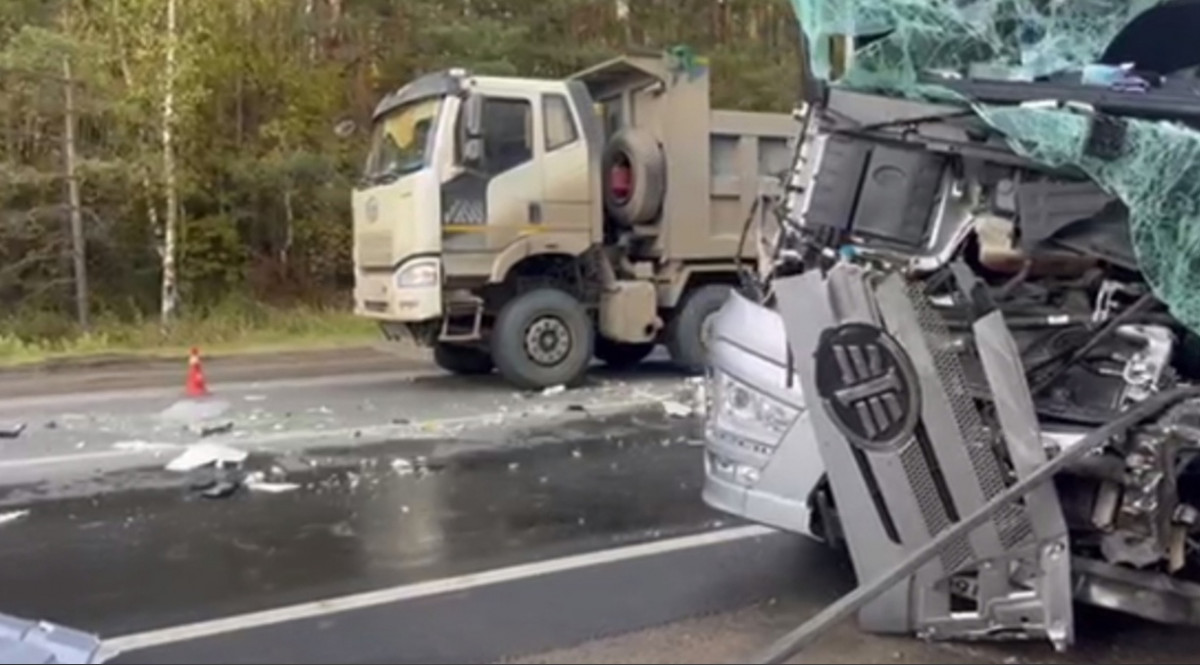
357 159 423 188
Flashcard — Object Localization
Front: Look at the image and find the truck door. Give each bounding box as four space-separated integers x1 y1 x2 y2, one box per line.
442 92 540 251
538 92 591 232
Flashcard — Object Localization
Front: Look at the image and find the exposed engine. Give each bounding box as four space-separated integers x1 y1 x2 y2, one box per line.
707 83 1200 651
784 90 1200 584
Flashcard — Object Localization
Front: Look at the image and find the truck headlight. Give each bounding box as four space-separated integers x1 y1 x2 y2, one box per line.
394 258 440 289
710 370 799 445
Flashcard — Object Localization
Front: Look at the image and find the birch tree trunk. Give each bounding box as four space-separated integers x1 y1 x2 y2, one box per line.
161 0 179 327
62 56 90 331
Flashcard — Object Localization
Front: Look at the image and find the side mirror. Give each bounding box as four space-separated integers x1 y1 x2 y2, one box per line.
463 93 483 137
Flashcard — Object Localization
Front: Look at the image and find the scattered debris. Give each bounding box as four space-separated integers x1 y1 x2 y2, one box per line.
44 420 58 430
566 404 587 412
571 449 582 459
200 480 240 499
0 510 29 526
392 417 411 425
198 421 235 438
507 462 520 472
165 443 248 472
400 505 411 514
662 400 693 418
112 440 179 453
0 423 26 439
392 458 415 476
245 473 300 493
75 441 86 449
244 394 267 402
272 456 312 474
541 384 566 396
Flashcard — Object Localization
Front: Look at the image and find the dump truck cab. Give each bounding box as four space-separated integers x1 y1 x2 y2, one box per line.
353 52 794 389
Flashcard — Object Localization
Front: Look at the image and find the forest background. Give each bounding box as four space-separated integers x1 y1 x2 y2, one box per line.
0 0 800 364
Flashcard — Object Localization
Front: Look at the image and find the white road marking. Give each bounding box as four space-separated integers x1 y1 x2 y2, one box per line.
104 525 775 653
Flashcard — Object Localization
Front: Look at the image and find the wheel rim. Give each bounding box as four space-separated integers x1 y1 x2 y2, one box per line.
524 316 572 366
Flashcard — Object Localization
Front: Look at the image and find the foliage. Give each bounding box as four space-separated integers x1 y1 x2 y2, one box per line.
0 0 801 346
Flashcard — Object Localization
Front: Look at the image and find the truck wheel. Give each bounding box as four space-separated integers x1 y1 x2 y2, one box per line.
491 288 594 390
433 343 494 375
666 284 733 374
602 128 666 225
594 337 655 369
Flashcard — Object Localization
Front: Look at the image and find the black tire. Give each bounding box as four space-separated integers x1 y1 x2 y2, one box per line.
594 337 655 369
491 288 594 390
601 128 666 225
433 343 494 375
666 284 733 374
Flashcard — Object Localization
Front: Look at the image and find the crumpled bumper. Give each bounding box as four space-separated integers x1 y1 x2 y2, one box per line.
0 613 107 664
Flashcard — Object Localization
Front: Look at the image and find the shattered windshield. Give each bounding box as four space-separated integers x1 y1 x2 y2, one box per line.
790 0 1200 335
360 97 442 187
790 0 1165 89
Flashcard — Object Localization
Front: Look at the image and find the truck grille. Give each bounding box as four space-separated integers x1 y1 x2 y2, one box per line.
904 281 1035 552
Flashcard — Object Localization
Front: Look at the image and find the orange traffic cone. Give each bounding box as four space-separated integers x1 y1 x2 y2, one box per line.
185 347 210 398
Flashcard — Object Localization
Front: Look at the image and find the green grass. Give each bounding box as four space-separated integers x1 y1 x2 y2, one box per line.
0 303 380 368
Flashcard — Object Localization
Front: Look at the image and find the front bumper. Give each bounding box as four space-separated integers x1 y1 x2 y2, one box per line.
701 292 825 538
354 270 442 322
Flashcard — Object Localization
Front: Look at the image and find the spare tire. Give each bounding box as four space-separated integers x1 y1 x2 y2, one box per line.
602 128 666 225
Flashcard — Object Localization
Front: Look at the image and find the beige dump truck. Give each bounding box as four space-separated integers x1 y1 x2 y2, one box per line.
351 51 795 389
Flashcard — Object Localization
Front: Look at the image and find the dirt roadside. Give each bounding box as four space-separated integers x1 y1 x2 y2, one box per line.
0 344 431 400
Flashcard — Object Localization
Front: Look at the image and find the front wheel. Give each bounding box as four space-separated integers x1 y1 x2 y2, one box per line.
491 288 594 390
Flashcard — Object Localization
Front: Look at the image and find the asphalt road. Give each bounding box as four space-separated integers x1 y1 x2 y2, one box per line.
8 351 1198 664
0 351 818 664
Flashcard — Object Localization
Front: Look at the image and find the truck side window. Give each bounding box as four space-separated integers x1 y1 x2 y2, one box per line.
543 94 578 151
481 97 532 173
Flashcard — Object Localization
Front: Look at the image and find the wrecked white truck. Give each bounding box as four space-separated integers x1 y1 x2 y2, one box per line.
703 0 1200 657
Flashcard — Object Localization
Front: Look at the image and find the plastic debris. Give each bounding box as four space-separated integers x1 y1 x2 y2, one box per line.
112 440 179 453
571 449 583 459
245 475 300 494
541 384 566 396
165 443 248 472
392 458 415 476
198 421 235 438
507 462 520 472
200 481 240 499
0 423 26 439
662 400 693 418
0 510 29 527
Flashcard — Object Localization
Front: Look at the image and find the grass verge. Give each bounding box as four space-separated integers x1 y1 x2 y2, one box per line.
0 304 380 368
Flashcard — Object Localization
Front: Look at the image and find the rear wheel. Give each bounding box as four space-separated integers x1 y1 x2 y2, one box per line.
491 288 594 390
433 343 494 375
666 284 733 374
594 337 655 369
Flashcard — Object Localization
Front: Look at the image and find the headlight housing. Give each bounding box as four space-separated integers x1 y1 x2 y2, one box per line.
394 258 440 289
709 370 799 445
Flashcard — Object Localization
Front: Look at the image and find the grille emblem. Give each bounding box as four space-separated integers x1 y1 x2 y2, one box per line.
814 322 920 451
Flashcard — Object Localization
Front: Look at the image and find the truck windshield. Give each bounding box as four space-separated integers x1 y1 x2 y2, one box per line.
360 97 442 187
